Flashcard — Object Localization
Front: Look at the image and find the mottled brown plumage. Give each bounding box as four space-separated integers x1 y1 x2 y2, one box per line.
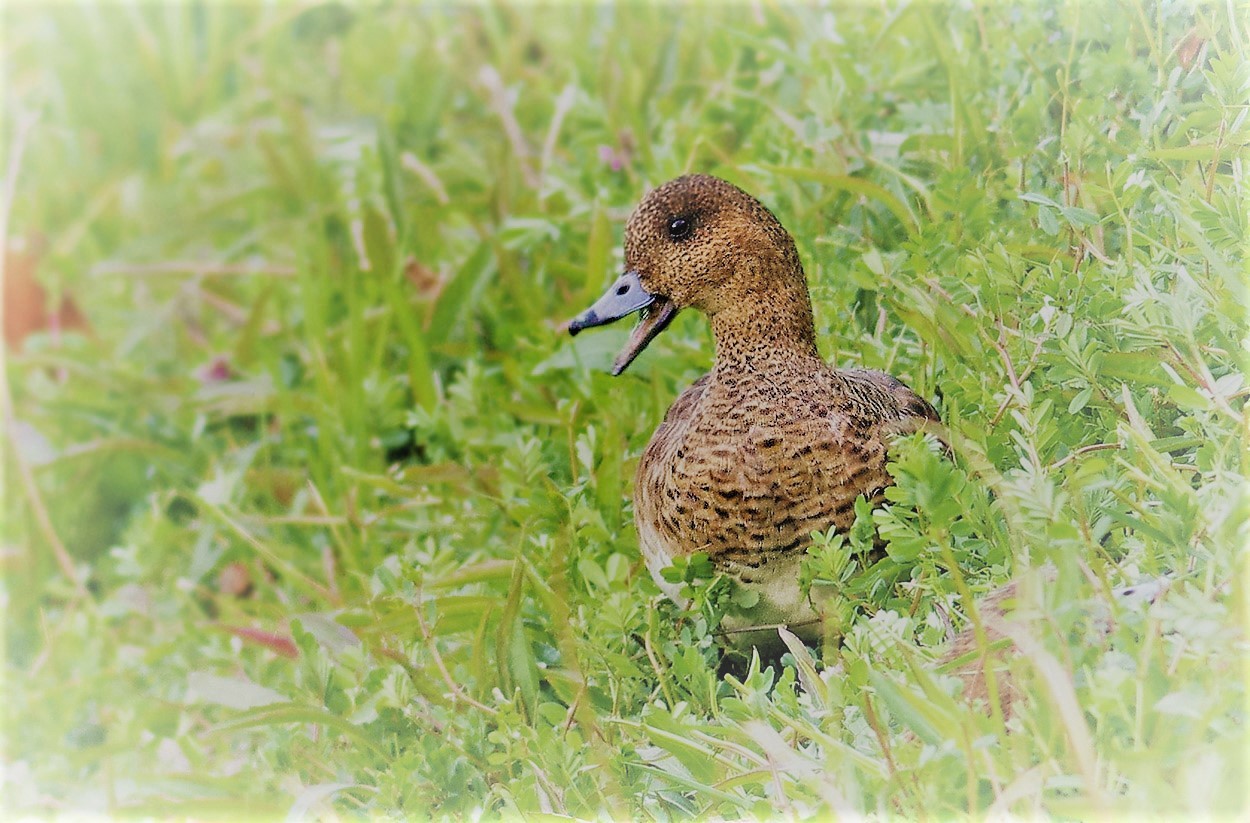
571 174 938 649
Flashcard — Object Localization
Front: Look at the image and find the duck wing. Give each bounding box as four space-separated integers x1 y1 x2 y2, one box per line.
841 367 940 428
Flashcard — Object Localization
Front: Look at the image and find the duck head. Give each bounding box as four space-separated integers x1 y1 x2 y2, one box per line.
568 174 813 375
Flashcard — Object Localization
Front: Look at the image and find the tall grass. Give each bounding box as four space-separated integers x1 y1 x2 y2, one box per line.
3 1 1246 817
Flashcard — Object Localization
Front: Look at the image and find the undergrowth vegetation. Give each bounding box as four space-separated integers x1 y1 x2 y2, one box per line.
3 1 1246 818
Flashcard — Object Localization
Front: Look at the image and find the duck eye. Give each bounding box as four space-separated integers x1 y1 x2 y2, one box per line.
667 217 692 241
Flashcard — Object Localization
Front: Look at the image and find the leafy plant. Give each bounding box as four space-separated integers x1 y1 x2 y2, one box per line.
3 1 1245 818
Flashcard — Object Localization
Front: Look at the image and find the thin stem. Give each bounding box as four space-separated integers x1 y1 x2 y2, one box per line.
1 112 90 601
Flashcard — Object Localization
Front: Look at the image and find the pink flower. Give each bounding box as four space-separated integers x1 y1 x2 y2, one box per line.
198 355 234 384
598 144 627 172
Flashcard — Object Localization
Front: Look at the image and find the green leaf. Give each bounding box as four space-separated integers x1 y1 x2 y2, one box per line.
428 242 496 347
1038 205 1060 235
362 205 395 277
866 669 944 747
1168 384 1211 411
1068 386 1094 414
186 672 287 710
761 165 918 233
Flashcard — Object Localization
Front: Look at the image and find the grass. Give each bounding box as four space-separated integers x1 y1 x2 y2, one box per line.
3 0 1246 818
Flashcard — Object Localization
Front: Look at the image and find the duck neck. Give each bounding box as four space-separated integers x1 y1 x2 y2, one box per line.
709 280 821 372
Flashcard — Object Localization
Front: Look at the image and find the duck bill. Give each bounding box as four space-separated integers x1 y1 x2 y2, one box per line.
567 270 679 375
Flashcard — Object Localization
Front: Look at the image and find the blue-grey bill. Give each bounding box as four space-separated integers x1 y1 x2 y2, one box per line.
567 270 678 375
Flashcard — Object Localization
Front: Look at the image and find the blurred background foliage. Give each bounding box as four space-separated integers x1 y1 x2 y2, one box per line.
2 0 1246 818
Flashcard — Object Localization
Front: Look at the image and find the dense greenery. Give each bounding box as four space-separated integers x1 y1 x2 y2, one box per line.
4 1 1246 817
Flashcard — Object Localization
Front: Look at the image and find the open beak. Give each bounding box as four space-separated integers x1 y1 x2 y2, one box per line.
568 270 679 375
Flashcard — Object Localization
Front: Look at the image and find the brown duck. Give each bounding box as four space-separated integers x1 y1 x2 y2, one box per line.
569 174 938 650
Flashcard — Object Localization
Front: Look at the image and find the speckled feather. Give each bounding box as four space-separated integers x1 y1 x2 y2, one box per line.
622 175 938 644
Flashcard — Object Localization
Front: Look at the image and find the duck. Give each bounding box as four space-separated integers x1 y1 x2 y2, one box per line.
568 174 938 652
